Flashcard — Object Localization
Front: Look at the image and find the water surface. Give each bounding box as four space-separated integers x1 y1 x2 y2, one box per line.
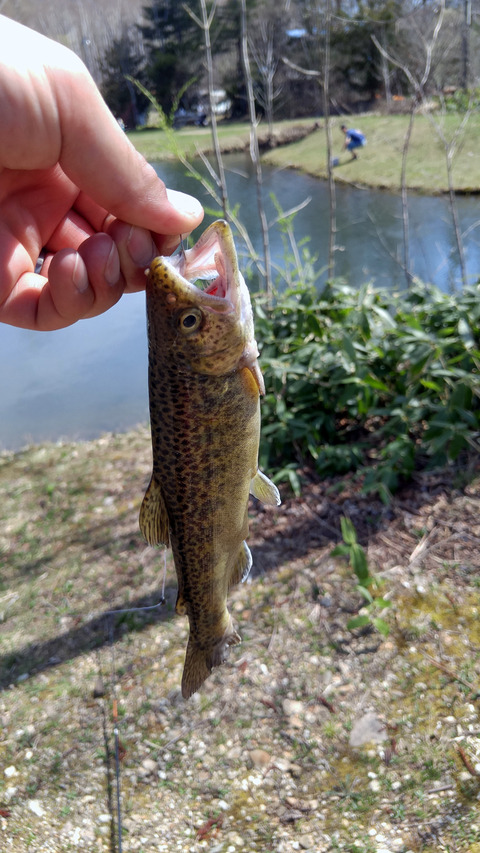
1 155 479 451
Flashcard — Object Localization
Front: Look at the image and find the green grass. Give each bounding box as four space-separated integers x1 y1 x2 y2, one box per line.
127 118 306 162
129 112 480 193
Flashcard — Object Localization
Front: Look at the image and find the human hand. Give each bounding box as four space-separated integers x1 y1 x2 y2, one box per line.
0 16 204 331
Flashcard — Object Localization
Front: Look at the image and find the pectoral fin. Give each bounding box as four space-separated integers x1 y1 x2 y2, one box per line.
250 469 281 506
228 541 253 589
139 476 170 546
240 364 265 397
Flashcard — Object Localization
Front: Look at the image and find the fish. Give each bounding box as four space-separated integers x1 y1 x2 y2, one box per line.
139 219 280 699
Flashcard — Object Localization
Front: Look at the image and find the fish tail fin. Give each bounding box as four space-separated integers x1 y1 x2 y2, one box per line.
181 641 212 700
181 619 242 699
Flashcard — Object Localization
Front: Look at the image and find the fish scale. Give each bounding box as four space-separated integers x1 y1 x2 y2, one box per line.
140 220 280 698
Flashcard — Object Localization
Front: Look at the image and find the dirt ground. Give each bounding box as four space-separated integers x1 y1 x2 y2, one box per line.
0 427 479 852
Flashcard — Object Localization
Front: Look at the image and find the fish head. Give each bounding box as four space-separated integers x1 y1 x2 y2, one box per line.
147 220 259 377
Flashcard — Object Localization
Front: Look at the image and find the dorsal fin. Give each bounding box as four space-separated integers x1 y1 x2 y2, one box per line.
139 476 170 546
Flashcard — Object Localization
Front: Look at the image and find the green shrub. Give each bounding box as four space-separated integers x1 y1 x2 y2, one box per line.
256 278 480 500
442 88 480 113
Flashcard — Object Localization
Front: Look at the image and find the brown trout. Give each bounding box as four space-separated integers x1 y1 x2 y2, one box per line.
139 220 280 699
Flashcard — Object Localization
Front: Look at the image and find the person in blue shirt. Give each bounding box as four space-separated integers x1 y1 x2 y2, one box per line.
341 125 366 160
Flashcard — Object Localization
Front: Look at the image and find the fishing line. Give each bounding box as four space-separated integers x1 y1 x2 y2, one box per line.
103 547 168 850
103 549 168 619
109 623 123 853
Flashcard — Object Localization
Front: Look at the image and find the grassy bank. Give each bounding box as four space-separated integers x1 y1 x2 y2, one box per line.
127 118 316 163
129 113 480 193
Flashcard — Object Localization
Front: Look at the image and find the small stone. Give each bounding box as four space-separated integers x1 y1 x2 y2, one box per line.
28 799 45 817
4 766 17 778
92 676 105 698
141 757 157 774
279 808 303 824
275 757 292 772
98 814 111 823
249 749 272 768
285 796 303 809
299 835 315 850
227 746 242 760
227 832 245 847
349 712 387 747
282 699 304 717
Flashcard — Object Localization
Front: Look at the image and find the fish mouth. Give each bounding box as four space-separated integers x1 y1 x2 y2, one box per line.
161 220 241 314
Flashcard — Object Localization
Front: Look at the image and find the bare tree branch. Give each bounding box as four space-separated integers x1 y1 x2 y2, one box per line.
372 0 446 289
240 0 273 299
282 56 321 78
184 0 228 220
323 0 336 278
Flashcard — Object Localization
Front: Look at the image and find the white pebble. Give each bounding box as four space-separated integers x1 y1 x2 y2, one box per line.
28 799 45 817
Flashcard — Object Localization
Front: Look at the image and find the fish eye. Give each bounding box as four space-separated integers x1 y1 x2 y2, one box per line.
178 308 203 335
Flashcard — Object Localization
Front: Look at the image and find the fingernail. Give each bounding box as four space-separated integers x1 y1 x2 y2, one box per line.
104 242 120 285
72 252 89 293
127 225 156 267
162 235 183 255
166 188 203 220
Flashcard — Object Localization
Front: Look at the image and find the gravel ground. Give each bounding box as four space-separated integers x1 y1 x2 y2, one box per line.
0 428 479 852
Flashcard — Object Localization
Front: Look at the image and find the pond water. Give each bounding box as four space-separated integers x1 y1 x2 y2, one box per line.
2 154 480 451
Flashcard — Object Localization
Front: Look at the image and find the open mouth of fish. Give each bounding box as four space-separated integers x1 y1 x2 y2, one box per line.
161 220 244 315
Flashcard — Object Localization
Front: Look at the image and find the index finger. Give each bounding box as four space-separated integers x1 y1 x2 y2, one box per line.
53 68 203 235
